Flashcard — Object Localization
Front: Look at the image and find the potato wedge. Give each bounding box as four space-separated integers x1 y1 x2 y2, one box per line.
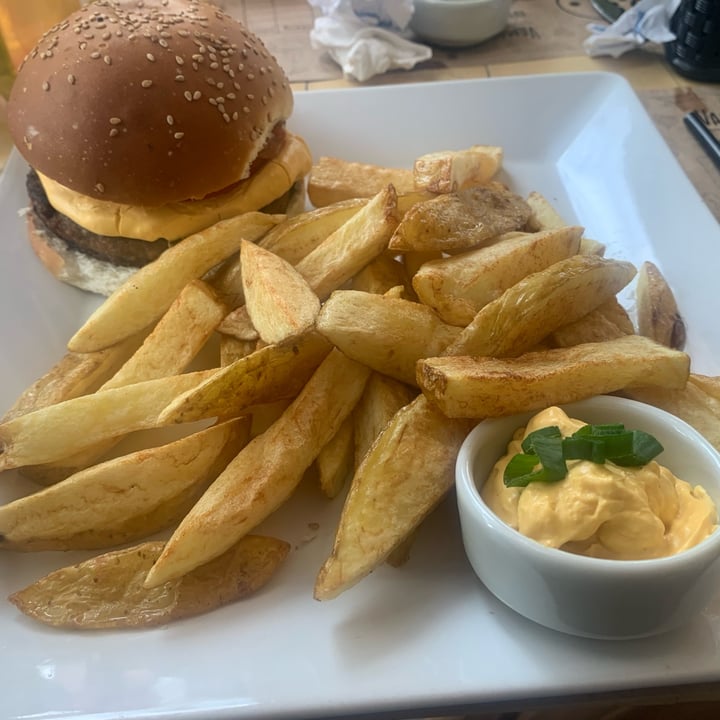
144 349 371 587
353 372 417 469
219 334 257 366
445 255 637 358
218 304 259 342
351 254 409 295
316 290 462 386
412 226 583 326
413 145 503 193
259 199 367 265
308 156 414 207
636 260 686 350
314 395 473 600
0 370 214 470
9 535 289 629
623 374 720 453
103 279 225 389
0 418 249 551
550 298 634 347
68 212 282 353
1 332 145 423
159 331 331 424
317 415 354 499
417 335 690 418
295 185 400 300
388 185 532 253
241 239 320 345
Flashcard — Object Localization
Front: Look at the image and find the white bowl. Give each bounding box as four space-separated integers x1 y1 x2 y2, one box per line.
409 0 512 47
455 396 720 639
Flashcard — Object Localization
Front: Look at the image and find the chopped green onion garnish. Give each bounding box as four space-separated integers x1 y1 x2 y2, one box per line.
503 422 664 488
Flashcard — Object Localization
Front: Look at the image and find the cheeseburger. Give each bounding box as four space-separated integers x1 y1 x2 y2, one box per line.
7 0 311 295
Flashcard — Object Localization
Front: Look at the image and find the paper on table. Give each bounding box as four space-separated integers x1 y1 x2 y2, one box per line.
584 0 680 58
308 0 431 82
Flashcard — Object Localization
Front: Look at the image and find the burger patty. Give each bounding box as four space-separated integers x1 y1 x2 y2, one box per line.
26 170 171 268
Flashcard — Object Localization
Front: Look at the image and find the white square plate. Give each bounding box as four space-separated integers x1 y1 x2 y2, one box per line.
2 72 720 720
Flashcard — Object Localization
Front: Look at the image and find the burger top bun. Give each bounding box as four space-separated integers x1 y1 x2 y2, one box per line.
7 0 294 206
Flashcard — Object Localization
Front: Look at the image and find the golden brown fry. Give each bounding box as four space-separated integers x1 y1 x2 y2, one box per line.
353 372 417 469
417 335 690 418
316 290 462 386
145 349 371 587
102 279 225 389
314 395 472 600
636 260 686 350
240 239 320 344
388 185 532 254
351 254 408 295
9 535 289 629
219 334 257 366
316 415 354 499
158 331 331 424
0 370 214 470
413 145 503 193
624 374 720 454
295 185 400 300
0 419 249 551
68 212 282 353
550 298 634 347
1 332 145 423
525 190 567 230
412 226 583 326
308 156 414 207
218 305 259 341
445 255 637 358
259 199 366 265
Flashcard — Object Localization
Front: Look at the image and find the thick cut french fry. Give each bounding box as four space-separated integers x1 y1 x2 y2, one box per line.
316 415 354 499
314 395 473 600
389 185 533 253
259 198 366 265
412 226 583 326
295 185 400 300
636 260 686 350
417 335 690 418
308 156 414 207
624 374 720 454
0 419 249 551
550 298 634 347
68 212 282 353
413 145 503 193
9 535 289 629
316 290 462 386
1 332 145 423
0 370 213 470
218 305 259 341
351 254 409 295
525 190 566 230
240 239 320 344
159 331 332 424
103 279 225 389
353 372 417 469
144 349 371 587
445 255 637 358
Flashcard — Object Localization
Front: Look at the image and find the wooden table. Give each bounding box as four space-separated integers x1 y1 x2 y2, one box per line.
1 2 719 718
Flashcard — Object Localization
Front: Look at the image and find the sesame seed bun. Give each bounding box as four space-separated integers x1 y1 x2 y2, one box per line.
7 0 294 206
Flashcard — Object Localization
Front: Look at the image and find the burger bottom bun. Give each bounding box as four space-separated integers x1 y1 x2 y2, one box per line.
28 213 138 297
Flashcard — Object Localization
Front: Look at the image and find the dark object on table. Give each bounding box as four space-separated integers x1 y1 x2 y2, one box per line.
684 110 720 171
665 0 720 83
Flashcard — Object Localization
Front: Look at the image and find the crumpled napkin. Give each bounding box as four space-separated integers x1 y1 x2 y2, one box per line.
584 0 681 58
308 0 432 82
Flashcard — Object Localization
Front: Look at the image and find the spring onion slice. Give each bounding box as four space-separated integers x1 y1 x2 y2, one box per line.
503 422 664 487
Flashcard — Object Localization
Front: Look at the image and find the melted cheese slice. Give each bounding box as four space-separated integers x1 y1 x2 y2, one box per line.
38 133 312 242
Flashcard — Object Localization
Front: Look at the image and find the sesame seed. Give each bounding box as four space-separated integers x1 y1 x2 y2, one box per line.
109 128 119 137
184 90 192 101
242 106 250 113
90 51 101 58
166 115 174 125
193 90 201 100
208 98 217 105
42 81 50 91
109 117 122 125
67 74 76 84
176 56 184 65
174 132 184 139
226 92 235 99
95 183 105 193
175 74 185 82
223 113 230 122
210 62 218 69
141 79 153 88
159 38 168 48
146 52 155 62
247 73 255 80
232 111 238 120
103 55 112 65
